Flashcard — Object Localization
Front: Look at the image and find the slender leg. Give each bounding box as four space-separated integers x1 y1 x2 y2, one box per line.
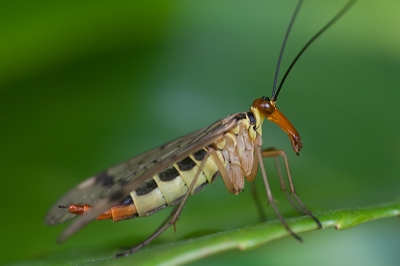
264 147 303 214
261 148 322 229
208 148 235 194
255 146 303 242
116 151 212 257
250 181 267 222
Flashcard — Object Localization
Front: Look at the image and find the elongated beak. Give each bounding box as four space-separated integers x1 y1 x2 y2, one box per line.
267 107 302 155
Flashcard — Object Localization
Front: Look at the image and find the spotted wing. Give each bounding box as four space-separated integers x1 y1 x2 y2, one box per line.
45 114 238 242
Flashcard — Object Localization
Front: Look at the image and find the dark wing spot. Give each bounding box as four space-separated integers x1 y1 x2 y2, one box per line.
110 190 126 202
177 157 196 171
119 178 128 187
95 171 115 187
193 149 207 161
159 167 180 182
135 179 158 196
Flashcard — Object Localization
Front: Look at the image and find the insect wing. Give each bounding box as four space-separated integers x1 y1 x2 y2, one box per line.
46 114 237 242
45 142 179 226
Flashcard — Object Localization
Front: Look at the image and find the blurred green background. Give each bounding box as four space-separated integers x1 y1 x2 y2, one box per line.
1 0 400 265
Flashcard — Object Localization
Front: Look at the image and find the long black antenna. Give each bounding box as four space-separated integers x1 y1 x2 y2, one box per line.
271 0 303 100
271 0 356 102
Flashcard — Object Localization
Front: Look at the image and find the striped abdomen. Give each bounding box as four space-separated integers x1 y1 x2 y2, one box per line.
66 111 262 222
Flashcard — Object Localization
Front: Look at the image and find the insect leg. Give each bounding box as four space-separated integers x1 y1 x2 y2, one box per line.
255 146 303 242
261 148 322 229
250 181 268 222
263 147 304 214
116 150 213 257
208 148 236 194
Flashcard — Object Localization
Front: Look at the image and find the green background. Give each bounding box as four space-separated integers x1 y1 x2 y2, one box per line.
1 0 400 265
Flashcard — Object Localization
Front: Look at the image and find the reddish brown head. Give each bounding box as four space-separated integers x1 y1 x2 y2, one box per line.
252 96 302 155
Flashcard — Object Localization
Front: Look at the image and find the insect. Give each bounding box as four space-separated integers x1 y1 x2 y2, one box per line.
46 0 356 257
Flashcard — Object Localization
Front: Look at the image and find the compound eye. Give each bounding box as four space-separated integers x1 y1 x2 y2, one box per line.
260 99 275 115
253 97 276 116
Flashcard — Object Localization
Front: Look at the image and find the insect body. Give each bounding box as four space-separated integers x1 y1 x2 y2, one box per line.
46 0 355 257
48 98 297 223
46 97 307 244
